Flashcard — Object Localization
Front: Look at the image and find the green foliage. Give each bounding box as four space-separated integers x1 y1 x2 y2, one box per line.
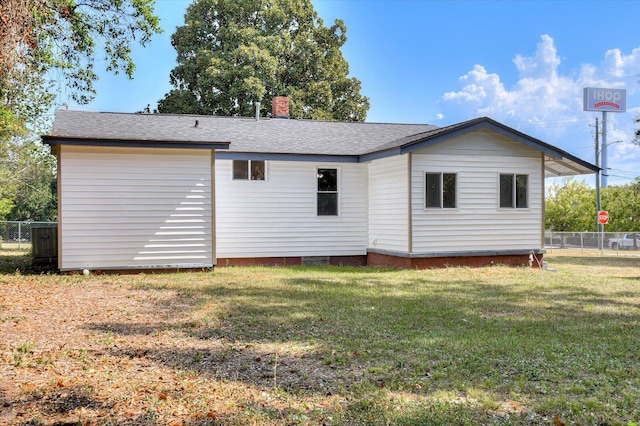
35 0 162 104
158 0 370 121
601 178 640 232
0 195 15 220
545 177 640 233
0 137 57 221
0 135 18 220
0 0 162 137
0 106 27 141
1 0 161 220
545 177 596 232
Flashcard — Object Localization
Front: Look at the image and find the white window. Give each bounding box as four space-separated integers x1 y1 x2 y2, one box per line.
233 160 265 180
426 172 457 209
317 168 338 216
500 174 528 208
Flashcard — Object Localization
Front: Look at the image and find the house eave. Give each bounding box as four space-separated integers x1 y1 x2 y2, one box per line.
41 136 231 150
216 151 360 163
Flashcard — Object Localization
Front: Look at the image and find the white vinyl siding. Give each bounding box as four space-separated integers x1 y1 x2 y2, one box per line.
216 160 367 258
367 155 409 252
58 146 213 271
411 130 543 253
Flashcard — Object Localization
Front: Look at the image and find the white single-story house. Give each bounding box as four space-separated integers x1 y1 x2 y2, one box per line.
42 99 597 272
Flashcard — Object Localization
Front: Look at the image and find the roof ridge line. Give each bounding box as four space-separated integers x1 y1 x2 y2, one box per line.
56 109 436 126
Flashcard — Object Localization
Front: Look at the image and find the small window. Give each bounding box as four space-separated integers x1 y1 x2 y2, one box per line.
317 168 338 216
426 173 456 208
233 160 265 180
500 174 528 208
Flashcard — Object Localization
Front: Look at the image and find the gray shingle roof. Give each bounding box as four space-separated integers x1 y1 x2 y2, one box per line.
44 109 598 176
46 109 438 156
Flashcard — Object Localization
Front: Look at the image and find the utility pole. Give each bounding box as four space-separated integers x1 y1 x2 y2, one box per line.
595 117 603 250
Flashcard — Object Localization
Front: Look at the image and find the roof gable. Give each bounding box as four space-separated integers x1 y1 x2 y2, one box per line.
361 117 599 176
366 117 562 156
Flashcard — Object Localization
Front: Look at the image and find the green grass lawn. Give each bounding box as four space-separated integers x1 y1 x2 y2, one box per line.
1 251 639 425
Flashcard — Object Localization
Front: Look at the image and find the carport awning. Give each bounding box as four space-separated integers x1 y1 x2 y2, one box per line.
544 155 599 178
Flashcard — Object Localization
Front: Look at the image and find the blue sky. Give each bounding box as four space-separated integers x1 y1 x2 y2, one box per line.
71 0 640 186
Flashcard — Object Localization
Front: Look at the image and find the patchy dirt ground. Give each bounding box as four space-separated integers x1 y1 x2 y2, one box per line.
0 274 347 425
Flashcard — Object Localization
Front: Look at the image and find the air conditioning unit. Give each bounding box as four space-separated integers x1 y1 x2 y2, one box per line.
32 226 58 266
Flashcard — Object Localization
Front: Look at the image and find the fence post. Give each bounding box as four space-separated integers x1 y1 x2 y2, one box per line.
18 221 21 250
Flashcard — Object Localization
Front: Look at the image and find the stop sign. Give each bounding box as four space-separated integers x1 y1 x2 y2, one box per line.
598 211 609 225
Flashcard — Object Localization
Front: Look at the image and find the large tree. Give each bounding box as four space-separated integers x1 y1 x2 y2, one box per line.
601 178 640 233
545 177 595 232
1 0 161 221
158 0 369 121
0 0 162 134
0 137 57 221
545 177 640 234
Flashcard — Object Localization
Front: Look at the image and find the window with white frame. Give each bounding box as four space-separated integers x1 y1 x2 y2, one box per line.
500 174 528 208
233 160 265 180
317 168 338 216
425 172 457 208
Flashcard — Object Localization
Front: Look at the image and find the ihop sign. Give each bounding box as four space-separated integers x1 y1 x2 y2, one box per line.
583 87 626 112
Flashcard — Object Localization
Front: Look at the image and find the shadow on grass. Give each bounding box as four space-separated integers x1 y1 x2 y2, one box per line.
0 251 57 275
5 256 638 424
12 384 116 426
76 266 640 424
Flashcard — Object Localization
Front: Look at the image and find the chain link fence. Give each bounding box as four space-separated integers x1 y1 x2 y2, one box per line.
0 221 58 250
545 231 640 253
2 222 638 254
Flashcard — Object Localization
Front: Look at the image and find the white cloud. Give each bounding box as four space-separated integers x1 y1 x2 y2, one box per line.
513 34 560 78
443 65 507 107
441 35 640 184
443 35 579 126
601 47 640 83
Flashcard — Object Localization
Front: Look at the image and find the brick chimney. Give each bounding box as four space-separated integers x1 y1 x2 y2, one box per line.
272 96 290 119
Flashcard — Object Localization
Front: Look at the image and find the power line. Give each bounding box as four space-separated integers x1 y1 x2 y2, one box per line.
607 168 640 179
604 174 638 181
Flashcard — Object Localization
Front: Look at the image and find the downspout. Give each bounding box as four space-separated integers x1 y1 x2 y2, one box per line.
408 152 413 254
365 160 370 255
211 150 217 266
541 153 545 250
56 145 62 271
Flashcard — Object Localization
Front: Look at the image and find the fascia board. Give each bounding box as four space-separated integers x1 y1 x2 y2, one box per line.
42 136 231 150
216 151 360 163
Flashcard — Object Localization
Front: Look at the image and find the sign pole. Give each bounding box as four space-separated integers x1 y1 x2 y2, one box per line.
584 87 626 250
595 119 603 251
597 211 610 252
583 87 626 188
602 111 608 188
